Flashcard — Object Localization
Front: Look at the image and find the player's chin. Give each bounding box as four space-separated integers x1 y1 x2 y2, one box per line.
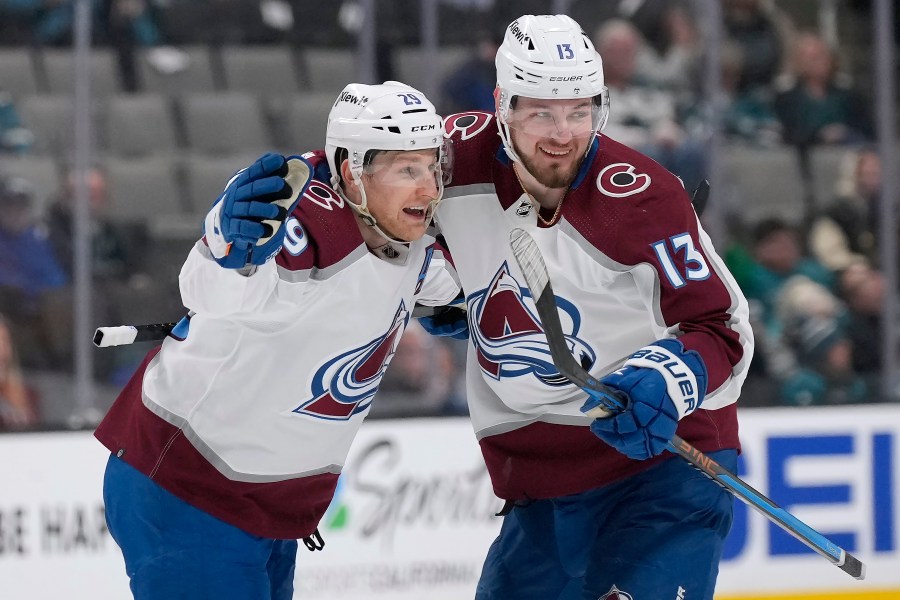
534 164 578 189
388 220 428 243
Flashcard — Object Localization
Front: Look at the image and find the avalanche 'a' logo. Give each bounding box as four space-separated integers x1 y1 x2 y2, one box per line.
600 586 634 600
294 303 409 420
470 263 594 385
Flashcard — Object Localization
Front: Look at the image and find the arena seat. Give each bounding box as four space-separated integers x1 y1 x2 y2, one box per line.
105 94 179 157
180 91 270 155
41 48 120 96
220 44 301 95
0 48 40 97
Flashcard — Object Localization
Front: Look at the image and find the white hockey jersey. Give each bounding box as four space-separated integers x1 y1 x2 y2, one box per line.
437 112 754 501
95 152 460 538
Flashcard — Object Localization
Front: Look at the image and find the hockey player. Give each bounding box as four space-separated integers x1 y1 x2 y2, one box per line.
432 14 754 600
95 81 459 599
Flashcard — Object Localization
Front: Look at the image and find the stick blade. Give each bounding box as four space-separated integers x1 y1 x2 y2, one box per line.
839 551 866 580
509 228 550 300
509 228 595 393
691 179 710 216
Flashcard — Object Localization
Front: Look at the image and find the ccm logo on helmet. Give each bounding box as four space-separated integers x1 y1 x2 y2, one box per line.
550 76 583 81
411 124 437 132
597 163 652 198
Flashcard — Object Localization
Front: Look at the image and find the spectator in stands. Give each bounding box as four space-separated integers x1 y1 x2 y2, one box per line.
0 90 34 155
0 1 38 45
571 1 703 94
568 0 694 60
723 0 795 93
47 165 132 281
593 19 706 191
773 32 873 147
0 312 40 430
0 174 71 370
774 275 866 406
837 262 894 401
727 218 863 406
734 218 834 334
101 0 165 92
440 30 498 114
47 165 148 382
809 146 883 271
716 40 783 147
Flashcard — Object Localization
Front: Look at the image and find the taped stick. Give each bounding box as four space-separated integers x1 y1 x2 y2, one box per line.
93 322 179 347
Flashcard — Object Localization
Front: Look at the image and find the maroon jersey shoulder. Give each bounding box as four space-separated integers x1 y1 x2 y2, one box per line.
443 111 500 188
565 135 698 265
276 150 364 272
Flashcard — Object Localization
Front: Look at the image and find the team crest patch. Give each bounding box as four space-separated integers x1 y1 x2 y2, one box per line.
469 262 594 384
599 585 634 600
597 163 651 197
293 303 409 419
443 111 493 140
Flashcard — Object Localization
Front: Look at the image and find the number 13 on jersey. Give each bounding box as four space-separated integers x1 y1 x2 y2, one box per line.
652 233 710 288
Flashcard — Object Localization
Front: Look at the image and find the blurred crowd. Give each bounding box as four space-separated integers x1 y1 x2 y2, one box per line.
0 0 897 431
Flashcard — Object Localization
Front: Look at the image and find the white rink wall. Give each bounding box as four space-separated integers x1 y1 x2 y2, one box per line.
0 406 897 600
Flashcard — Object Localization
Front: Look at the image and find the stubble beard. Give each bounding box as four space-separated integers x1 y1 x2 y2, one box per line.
515 142 583 189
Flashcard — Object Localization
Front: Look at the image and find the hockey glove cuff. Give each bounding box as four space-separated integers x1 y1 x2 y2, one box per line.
418 306 469 340
581 338 708 460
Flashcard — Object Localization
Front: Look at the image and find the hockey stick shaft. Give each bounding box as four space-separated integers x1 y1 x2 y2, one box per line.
93 303 463 347
509 228 865 580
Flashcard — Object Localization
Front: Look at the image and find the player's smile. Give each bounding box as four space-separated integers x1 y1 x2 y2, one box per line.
538 144 573 157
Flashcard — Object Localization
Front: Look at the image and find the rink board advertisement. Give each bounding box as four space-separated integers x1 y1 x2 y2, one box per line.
0 406 897 599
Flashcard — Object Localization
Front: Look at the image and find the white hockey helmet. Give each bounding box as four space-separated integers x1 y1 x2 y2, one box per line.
325 81 447 240
495 14 610 163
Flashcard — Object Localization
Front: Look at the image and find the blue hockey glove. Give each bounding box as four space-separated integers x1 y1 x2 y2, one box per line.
418 306 469 340
581 338 708 461
204 152 312 269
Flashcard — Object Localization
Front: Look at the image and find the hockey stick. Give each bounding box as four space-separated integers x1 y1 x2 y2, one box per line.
93 304 464 347
508 227 866 580
93 322 182 348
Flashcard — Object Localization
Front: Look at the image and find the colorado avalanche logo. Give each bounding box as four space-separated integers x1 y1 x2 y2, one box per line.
294 303 409 420
600 586 634 600
444 112 493 140
470 263 594 385
597 163 651 198
303 182 344 211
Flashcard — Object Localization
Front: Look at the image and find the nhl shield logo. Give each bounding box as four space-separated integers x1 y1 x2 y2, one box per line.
599 585 633 600
515 199 532 216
